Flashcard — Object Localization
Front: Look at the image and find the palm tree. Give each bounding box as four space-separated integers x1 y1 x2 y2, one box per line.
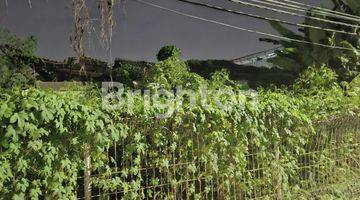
261 0 359 81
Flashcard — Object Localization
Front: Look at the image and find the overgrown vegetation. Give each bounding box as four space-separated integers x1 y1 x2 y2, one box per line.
0 68 358 198
0 0 359 197
0 43 358 198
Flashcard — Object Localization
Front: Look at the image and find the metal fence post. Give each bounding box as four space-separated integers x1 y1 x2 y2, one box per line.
275 142 283 200
84 143 92 200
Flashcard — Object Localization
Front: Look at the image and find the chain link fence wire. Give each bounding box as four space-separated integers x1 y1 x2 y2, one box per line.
78 111 360 199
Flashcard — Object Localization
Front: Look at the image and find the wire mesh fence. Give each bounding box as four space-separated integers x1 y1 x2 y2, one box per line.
78 111 360 199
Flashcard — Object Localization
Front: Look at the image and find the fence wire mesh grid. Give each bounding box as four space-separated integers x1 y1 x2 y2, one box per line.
77 112 360 200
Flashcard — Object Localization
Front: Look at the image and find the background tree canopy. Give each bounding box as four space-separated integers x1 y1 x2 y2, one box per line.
156 45 181 61
0 28 38 88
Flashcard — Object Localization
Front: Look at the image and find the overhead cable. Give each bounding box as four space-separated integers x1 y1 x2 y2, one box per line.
255 0 360 22
229 0 359 28
134 0 357 51
280 0 360 20
177 0 358 36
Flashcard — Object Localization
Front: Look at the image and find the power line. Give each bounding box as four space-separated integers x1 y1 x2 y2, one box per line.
280 0 360 20
229 0 359 28
134 0 356 51
234 0 360 27
176 0 357 36
254 0 360 22
264 0 360 20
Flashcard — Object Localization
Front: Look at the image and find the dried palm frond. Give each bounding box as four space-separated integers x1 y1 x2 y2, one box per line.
71 0 86 75
70 0 122 77
107 0 115 47
98 0 106 48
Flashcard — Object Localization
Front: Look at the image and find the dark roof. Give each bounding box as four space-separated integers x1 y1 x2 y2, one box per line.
232 47 283 68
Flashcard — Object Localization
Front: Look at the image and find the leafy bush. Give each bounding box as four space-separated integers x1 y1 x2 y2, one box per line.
292 65 339 94
112 59 152 87
156 45 181 61
286 65 359 119
348 75 360 98
0 88 123 198
144 57 206 89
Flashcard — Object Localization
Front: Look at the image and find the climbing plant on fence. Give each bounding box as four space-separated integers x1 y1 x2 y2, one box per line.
0 84 358 199
0 88 124 199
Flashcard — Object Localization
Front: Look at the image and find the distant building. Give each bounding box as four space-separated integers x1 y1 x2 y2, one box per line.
232 47 282 68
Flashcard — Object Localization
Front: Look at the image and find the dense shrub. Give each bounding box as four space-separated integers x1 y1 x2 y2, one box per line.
0 88 124 198
288 66 359 119
292 65 339 94
112 59 152 87
144 57 206 89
